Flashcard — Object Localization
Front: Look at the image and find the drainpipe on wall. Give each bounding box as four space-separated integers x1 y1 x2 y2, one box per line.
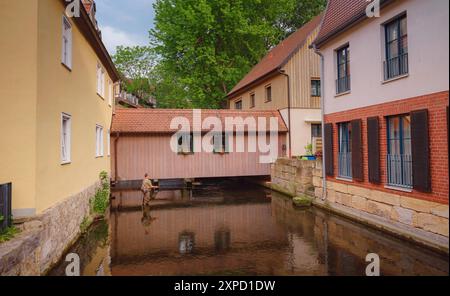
312 44 327 201
279 70 292 158
114 132 120 183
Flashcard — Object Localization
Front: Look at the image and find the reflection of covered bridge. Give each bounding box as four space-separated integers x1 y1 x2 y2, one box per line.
111 109 288 182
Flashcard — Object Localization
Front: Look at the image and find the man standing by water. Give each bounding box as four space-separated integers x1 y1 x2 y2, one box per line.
141 173 158 204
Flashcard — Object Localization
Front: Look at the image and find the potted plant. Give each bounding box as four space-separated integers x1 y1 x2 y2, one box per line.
301 143 316 160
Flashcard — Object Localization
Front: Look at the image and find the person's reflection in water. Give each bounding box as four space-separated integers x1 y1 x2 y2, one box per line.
141 202 157 235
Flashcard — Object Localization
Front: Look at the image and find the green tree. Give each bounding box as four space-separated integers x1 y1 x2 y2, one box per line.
112 46 156 100
150 0 326 109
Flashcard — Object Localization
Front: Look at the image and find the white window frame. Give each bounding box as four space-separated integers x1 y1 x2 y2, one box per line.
96 125 104 157
61 16 72 69
61 113 72 164
97 63 105 97
107 129 111 157
108 81 113 106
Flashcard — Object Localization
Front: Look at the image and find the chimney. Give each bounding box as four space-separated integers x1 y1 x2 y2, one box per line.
81 0 102 38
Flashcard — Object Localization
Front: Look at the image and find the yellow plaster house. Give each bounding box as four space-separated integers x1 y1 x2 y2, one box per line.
0 0 119 219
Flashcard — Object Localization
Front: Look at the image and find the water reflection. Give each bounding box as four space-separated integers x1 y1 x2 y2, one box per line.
50 181 449 276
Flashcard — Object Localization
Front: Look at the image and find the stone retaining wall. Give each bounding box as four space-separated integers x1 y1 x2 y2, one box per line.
312 171 449 239
270 157 449 251
270 158 319 197
0 181 100 275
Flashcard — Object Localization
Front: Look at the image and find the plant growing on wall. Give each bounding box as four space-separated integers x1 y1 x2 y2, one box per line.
91 171 111 217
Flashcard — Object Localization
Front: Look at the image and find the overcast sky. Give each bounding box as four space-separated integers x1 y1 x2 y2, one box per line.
95 0 156 55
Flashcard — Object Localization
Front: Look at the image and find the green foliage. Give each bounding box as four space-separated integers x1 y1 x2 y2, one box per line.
149 0 326 108
91 171 110 216
305 143 313 156
293 196 313 208
0 226 19 243
112 46 156 104
80 216 92 234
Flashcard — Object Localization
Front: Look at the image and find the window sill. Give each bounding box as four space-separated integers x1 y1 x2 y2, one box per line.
385 185 413 193
335 91 351 98
178 152 194 156
382 73 409 84
336 176 353 182
61 62 72 72
96 155 104 158
61 161 71 166
97 93 105 100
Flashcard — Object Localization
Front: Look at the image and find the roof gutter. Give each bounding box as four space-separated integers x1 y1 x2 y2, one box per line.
61 0 120 81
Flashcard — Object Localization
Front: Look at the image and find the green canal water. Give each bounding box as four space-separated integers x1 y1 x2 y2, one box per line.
49 180 449 276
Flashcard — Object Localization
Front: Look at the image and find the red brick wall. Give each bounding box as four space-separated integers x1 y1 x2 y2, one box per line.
324 91 449 204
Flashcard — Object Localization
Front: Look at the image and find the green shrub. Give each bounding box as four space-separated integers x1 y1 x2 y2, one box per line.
0 226 19 243
91 171 111 216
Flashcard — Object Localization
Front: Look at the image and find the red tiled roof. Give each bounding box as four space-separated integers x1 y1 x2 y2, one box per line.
227 13 324 98
82 0 93 13
112 109 288 133
314 0 394 48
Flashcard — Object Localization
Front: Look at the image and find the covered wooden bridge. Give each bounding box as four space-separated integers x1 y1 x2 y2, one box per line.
110 109 288 182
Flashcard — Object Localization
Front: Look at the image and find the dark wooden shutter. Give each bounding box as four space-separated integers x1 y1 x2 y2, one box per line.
367 117 380 183
351 119 363 181
324 123 334 176
447 106 449 189
411 109 431 192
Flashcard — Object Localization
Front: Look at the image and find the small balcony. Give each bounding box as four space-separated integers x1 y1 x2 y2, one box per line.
338 152 352 179
336 75 351 94
387 154 412 189
384 53 409 81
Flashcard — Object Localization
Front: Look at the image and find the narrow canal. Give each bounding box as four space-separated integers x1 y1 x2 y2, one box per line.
49 180 449 276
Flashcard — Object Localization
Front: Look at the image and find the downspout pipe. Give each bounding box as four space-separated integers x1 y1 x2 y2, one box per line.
279 70 292 158
312 44 327 201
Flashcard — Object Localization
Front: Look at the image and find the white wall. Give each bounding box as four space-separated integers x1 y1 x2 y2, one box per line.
321 0 449 115
280 108 322 156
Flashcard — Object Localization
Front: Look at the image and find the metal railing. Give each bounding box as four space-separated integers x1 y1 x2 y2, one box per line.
338 152 352 179
116 91 140 106
384 53 409 80
387 154 412 189
336 75 351 94
0 183 12 231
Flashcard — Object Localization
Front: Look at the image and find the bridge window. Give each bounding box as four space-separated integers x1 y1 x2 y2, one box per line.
177 133 194 154
213 133 230 154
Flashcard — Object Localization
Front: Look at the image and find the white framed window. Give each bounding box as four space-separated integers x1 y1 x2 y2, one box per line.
107 129 111 156
96 125 104 157
108 81 113 106
61 16 72 69
61 113 72 164
97 64 105 97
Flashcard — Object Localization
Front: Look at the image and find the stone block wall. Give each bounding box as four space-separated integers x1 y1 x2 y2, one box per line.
312 166 449 238
0 181 101 275
270 158 321 197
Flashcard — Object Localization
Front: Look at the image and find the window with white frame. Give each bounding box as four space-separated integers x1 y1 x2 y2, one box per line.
96 125 104 157
97 64 105 97
61 113 72 164
107 129 111 156
61 16 72 69
108 81 113 106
